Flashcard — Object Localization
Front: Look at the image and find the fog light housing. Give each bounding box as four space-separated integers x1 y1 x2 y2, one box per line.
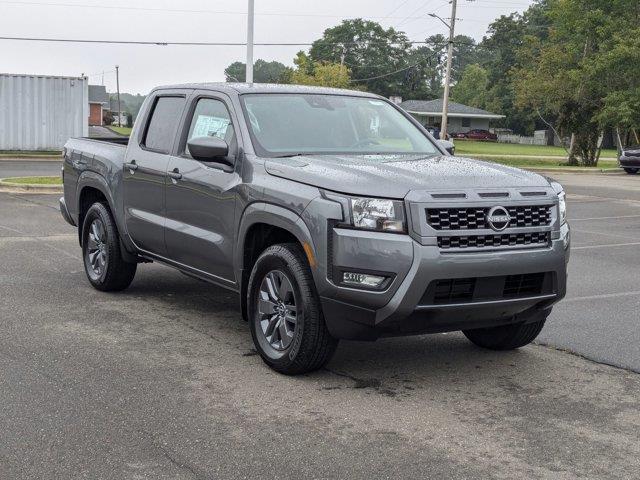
342 272 386 288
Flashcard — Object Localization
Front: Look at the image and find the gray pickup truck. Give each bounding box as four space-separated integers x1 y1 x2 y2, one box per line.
60 83 570 374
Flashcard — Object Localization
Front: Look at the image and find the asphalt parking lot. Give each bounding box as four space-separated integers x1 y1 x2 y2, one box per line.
1 170 639 478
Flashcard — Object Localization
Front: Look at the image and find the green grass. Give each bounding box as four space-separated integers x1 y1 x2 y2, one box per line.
0 150 61 156
477 156 618 169
1 176 62 185
454 140 617 158
108 126 133 136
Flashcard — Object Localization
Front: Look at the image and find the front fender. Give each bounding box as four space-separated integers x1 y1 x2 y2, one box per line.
235 202 317 276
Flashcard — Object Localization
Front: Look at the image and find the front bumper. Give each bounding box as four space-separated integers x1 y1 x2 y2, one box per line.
619 156 640 168
320 224 570 340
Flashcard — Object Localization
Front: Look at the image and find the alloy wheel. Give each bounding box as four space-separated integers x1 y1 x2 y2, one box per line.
86 218 107 280
256 270 298 351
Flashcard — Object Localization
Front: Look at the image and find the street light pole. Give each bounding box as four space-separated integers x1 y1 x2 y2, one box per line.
246 0 255 85
439 0 457 140
115 64 121 128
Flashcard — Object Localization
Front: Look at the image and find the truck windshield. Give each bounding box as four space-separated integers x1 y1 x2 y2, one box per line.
240 94 439 157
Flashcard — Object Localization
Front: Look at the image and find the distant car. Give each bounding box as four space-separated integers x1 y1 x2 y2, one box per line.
619 145 640 174
423 125 452 141
450 132 467 139
465 129 498 141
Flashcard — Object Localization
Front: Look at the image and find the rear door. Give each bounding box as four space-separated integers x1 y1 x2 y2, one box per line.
163 91 242 285
123 91 189 256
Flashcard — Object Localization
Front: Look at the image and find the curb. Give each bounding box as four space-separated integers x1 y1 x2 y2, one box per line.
0 178 63 194
522 167 623 174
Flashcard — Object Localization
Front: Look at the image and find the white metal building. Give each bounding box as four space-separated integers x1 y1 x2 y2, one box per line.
0 73 89 151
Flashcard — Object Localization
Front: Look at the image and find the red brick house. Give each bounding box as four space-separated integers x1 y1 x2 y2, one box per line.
88 85 109 126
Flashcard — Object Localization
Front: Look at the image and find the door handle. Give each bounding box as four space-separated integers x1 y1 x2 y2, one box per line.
124 160 138 173
168 168 182 181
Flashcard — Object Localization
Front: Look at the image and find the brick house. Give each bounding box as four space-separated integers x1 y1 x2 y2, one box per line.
88 85 109 126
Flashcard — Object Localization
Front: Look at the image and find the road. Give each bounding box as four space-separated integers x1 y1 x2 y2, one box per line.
0 173 639 478
0 159 61 179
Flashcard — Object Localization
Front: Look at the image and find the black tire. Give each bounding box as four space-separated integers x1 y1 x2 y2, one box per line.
623 168 638 175
81 202 137 292
247 243 338 375
463 313 547 350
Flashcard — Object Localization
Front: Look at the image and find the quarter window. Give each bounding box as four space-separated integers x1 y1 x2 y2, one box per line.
143 96 186 153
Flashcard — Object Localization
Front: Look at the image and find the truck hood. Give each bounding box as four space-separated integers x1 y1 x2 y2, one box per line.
264 154 551 198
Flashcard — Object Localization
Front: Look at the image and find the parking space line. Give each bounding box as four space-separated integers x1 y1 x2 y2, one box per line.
563 291 640 303
570 214 640 221
570 227 638 241
572 242 640 250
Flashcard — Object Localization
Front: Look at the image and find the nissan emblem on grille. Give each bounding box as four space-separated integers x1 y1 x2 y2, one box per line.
486 206 511 231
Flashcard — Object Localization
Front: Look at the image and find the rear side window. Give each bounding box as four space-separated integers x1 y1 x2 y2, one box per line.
143 96 186 153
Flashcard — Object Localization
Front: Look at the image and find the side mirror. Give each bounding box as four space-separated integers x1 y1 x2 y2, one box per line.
437 139 455 155
187 136 229 162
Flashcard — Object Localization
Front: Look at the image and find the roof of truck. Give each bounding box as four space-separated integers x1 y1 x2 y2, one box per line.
153 82 382 97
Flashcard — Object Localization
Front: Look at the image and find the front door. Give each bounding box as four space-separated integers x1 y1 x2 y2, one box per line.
123 93 188 256
164 94 241 285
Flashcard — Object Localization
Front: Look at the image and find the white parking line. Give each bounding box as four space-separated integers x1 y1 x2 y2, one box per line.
563 291 640 302
572 242 640 250
570 227 638 241
570 214 640 221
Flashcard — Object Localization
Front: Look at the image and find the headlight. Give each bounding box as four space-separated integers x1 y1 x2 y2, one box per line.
549 181 567 225
558 191 567 225
350 197 406 233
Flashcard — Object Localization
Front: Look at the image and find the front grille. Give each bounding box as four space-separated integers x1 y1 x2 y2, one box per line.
438 231 550 250
421 273 552 306
427 205 552 230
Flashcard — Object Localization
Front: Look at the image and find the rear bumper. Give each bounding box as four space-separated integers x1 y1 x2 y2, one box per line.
59 196 76 227
320 224 570 340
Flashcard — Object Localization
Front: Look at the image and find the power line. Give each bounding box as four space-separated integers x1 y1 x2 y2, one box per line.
0 0 460 20
0 35 439 47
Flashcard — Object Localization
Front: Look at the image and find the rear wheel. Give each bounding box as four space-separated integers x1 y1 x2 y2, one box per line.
463 312 548 350
247 243 338 375
623 168 638 174
81 202 137 291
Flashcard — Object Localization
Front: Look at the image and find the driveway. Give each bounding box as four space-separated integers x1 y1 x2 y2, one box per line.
0 173 639 478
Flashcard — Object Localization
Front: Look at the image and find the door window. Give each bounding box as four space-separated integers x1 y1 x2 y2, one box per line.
185 98 236 157
143 96 186 153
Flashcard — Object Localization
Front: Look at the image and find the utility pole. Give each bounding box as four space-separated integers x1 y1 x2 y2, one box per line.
246 0 255 85
440 0 457 140
115 65 121 128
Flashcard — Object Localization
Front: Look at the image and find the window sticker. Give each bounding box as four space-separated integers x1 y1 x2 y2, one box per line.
192 115 230 139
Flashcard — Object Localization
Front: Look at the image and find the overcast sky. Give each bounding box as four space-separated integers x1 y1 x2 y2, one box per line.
1 0 532 94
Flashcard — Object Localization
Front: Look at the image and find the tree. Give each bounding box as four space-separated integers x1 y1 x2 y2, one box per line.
513 0 640 166
309 19 412 97
451 64 488 109
290 52 351 89
224 59 291 83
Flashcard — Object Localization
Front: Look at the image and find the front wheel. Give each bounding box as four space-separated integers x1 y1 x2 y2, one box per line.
81 202 137 291
623 168 638 175
463 312 548 350
247 243 338 375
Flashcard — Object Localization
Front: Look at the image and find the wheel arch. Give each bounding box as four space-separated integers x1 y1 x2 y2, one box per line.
76 172 137 261
236 203 318 321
